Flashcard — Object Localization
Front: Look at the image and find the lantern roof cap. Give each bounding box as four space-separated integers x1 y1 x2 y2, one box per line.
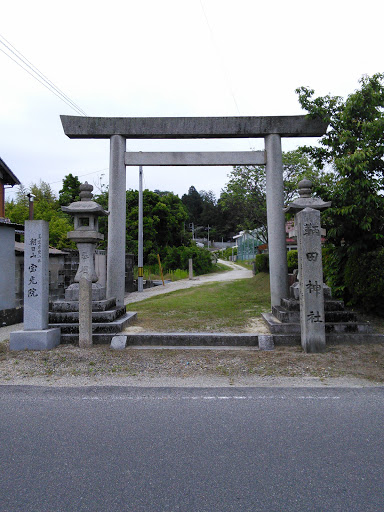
284 179 331 213
61 182 108 216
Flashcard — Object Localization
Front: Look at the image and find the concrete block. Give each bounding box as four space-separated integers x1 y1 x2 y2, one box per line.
110 335 127 350
10 328 61 351
258 335 274 351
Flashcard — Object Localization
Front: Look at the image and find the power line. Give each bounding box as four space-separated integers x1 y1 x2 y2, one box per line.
47 168 109 186
0 33 87 116
199 0 241 116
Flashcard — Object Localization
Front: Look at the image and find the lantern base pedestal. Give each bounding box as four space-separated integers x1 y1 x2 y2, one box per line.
64 283 106 301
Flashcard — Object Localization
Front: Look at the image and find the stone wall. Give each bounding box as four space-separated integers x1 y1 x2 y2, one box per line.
13 249 107 306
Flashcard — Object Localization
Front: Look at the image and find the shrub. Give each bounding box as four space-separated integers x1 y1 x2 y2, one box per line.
161 244 213 276
255 253 269 273
343 248 384 315
287 250 298 273
221 247 237 260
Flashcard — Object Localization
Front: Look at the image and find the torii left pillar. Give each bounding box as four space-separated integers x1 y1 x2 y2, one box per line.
265 134 289 307
107 135 126 307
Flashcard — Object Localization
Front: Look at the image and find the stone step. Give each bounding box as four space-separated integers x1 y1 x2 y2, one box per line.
262 312 373 335
49 306 126 324
272 306 358 324
272 333 384 346
50 311 137 335
59 330 384 347
272 305 300 323
281 298 345 312
50 297 116 312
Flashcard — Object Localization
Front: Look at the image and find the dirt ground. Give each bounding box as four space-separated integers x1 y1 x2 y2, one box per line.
1 262 383 387
0 341 383 387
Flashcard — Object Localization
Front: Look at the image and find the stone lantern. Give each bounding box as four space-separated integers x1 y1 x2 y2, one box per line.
284 179 331 215
61 182 108 300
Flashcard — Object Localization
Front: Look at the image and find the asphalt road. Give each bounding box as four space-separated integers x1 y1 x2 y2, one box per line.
1 386 383 512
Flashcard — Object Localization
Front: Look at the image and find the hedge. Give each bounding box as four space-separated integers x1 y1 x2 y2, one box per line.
343 248 384 315
255 253 269 273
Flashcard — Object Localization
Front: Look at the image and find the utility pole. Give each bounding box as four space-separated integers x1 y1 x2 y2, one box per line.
27 193 35 220
138 166 144 292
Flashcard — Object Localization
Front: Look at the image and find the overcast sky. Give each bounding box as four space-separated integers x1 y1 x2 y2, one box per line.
1 0 382 202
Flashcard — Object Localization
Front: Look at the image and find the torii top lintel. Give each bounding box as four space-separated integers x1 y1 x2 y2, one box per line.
60 115 327 139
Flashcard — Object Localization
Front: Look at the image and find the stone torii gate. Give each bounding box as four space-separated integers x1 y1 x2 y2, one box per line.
60 115 327 309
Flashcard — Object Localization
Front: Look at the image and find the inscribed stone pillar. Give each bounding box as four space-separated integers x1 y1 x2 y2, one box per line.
23 220 49 330
107 135 126 307
296 208 326 353
265 134 289 307
10 220 61 350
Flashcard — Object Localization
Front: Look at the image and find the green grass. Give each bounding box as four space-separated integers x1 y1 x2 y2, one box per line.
129 273 270 332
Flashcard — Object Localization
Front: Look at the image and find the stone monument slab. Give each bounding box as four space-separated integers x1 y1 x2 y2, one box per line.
296 208 326 353
10 220 61 350
23 220 49 330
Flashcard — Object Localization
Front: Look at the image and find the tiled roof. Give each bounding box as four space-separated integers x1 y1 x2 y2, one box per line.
0 157 21 186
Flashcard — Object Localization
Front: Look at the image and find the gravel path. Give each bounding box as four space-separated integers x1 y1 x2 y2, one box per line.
124 259 252 305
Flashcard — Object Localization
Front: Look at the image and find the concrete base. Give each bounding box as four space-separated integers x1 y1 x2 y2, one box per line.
10 328 61 351
258 335 274 351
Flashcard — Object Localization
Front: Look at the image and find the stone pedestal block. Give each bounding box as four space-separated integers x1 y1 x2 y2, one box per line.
65 283 106 301
10 328 61 351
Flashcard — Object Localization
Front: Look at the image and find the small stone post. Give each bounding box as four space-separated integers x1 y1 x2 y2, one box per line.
10 220 61 350
189 258 193 280
296 208 326 353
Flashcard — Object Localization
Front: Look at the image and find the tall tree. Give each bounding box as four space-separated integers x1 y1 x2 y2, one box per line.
296 73 384 295
219 149 321 241
59 174 81 206
94 188 189 259
181 186 204 225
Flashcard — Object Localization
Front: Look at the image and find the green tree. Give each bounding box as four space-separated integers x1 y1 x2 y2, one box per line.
59 173 81 206
95 189 189 260
219 149 320 241
5 180 75 249
181 186 204 225
296 73 384 297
